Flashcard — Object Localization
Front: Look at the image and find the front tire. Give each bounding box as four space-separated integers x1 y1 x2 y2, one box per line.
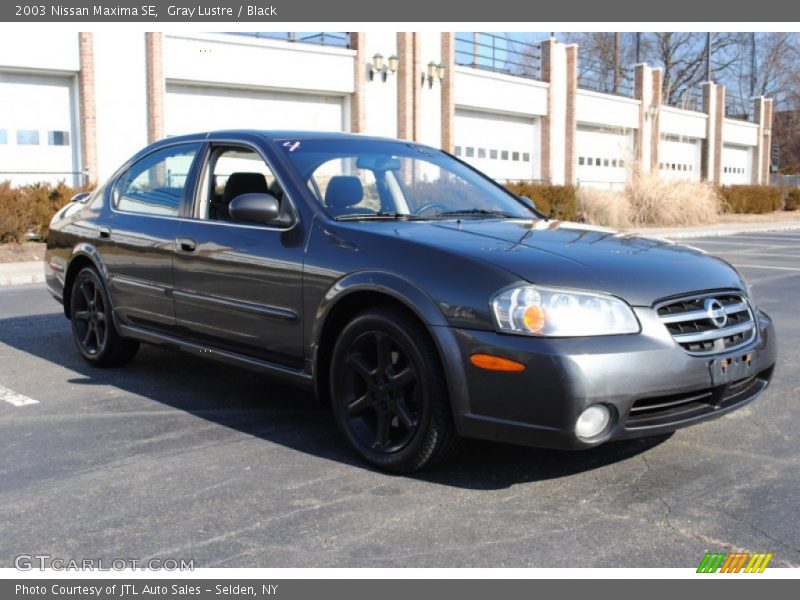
70 267 139 367
330 306 460 472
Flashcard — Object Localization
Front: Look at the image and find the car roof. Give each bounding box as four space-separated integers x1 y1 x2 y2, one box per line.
155 130 415 145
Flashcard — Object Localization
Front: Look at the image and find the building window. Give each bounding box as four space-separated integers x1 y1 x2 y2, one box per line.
612 159 618 167
619 160 625 168
522 153 530 162
587 157 593 166
17 130 39 145
490 149 498 159
579 157 585 166
465 147 474 158
0 129 7 144
478 148 486 158
501 150 509 160
595 157 601 166
512 152 520 161
454 146 462 156
48 131 70 146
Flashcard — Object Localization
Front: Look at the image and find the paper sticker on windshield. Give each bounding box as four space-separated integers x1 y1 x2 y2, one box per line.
283 141 301 152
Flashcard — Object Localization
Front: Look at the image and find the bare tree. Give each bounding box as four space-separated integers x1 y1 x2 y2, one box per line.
562 32 637 94
642 32 746 108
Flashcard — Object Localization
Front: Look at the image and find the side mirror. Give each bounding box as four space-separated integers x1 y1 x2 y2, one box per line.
228 192 281 225
71 192 91 203
519 195 537 211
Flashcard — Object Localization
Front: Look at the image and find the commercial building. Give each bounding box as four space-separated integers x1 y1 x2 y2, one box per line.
0 31 773 188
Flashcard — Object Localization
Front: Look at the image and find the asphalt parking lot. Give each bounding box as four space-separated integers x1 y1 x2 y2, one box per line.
0 231 798 568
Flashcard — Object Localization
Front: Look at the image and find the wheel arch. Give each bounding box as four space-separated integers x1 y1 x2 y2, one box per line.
62 244 109 318
311 271 467 417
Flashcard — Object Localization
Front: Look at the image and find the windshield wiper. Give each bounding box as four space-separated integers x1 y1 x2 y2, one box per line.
334 212 428 221
434 208 517 219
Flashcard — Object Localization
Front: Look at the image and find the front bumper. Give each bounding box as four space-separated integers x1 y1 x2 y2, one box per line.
433 306 777 450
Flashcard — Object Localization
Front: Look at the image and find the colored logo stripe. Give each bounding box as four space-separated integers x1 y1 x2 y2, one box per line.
697 552 773 573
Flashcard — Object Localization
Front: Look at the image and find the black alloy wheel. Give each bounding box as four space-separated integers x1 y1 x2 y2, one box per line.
330 306 460 472
70 267 139 367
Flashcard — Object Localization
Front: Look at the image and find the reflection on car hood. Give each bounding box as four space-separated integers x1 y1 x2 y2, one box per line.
365 218 748 306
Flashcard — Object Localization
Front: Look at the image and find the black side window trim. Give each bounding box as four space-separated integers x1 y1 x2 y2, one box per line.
186 139 300 231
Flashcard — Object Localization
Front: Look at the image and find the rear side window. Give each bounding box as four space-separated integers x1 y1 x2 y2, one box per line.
113 143 200 216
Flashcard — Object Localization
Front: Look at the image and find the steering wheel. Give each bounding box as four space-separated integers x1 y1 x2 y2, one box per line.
413 202 448 216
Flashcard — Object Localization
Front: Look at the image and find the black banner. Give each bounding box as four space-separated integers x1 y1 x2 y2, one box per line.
2 0 799 22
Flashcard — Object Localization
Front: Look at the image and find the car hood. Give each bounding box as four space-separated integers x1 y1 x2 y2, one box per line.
359 218 747 306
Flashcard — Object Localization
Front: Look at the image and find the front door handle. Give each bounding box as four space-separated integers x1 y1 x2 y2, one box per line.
177 237 197 253
98 226 112 239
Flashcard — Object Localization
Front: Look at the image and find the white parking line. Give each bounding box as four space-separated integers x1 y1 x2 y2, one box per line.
732 264 800 272
0 384 39 407
688 241 797 249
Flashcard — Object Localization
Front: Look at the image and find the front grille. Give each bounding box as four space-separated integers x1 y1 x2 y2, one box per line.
656 292 756 355
626 366 772 429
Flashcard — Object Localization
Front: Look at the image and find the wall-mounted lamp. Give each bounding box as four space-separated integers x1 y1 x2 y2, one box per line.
368 53 399 82
422 61 446 89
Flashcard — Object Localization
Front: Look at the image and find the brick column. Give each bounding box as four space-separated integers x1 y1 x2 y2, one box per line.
348 33 366 134
145 32 165 144
564 44 578 185
539 38 555 183
701 82 725 184
78 32 98 186
650 68 663 172
753 97 773 184
634 64 654 174
396 32 415 141
440 32 455 153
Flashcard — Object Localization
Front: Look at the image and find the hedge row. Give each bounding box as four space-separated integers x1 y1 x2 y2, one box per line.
0 181 90 243
785 188 800 212
718 185 783 214
0 180 796 245
503 182 579 221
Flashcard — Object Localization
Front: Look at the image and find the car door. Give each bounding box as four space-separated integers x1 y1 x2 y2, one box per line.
101 142 202 331
171 142 306 368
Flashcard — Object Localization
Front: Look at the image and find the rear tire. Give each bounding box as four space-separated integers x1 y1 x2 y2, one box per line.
69 267 139 367
330 305 460 472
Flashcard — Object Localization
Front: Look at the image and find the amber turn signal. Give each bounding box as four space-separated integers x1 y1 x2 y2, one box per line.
469 353 526 372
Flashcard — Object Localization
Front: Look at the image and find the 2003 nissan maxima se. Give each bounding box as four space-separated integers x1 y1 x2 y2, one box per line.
45 131 777 472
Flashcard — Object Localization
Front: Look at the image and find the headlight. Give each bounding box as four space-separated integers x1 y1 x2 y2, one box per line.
491 284 640 337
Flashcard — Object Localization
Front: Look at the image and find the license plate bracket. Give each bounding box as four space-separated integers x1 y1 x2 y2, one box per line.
709 352 755 386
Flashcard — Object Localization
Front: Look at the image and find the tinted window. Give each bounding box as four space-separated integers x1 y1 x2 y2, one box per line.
0 130 7 144
48 131 70 146
278 139 533 219
114 143 200 217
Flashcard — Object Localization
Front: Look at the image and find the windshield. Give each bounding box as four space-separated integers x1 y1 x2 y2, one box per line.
275 139 536 220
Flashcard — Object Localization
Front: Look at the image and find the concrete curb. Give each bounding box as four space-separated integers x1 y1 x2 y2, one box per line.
0 261 45 286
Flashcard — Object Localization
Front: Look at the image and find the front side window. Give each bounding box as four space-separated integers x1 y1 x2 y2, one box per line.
113 143 200 217
278 139 534 220
195 146 284 222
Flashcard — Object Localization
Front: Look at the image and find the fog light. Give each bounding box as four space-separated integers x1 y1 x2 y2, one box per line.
575 404 611 441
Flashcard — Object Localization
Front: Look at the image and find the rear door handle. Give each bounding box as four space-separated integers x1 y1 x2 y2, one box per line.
98 226 112 239
177 237 197 253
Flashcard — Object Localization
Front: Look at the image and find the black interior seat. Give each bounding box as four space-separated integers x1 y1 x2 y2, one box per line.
324 176 368 216
213 172 269 221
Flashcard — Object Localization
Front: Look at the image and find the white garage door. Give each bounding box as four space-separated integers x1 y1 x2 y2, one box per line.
576 124 634 190
721 143 753 185
659 134 702 182
454 109 539 182
0 72 79 186
165 84 346 137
